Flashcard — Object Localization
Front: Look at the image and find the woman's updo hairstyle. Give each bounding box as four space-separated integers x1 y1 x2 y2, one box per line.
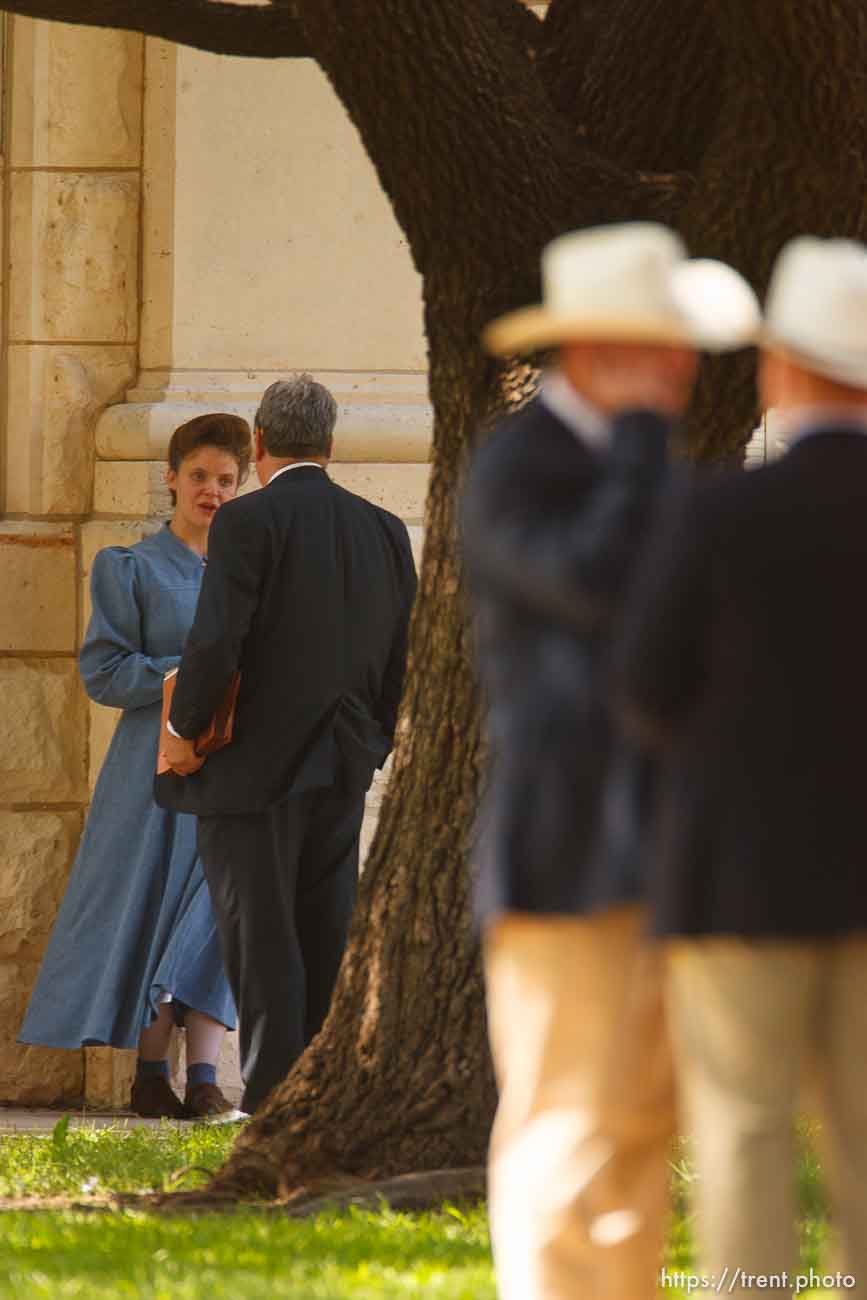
166 413 252 506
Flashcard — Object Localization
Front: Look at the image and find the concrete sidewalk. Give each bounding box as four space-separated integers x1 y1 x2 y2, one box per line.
0 1108 179 1135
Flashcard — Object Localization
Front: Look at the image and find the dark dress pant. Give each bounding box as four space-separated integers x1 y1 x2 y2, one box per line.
197 782 365 1114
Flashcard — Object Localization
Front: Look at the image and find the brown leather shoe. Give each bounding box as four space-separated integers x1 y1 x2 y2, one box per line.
183 1081 242 1121
130 1074 187 1120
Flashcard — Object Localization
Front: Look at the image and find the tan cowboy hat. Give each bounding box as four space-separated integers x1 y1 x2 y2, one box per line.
759 236 867 389
483 222 760 356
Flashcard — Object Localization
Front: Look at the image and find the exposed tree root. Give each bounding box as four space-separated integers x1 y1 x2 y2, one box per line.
0 1168 486 1218
279 1166 486 1218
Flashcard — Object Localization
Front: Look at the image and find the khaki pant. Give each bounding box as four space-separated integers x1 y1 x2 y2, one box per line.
668 937 867 1300
484 906 675 1300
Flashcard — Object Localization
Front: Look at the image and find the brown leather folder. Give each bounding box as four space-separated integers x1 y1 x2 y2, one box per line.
156 669 241 775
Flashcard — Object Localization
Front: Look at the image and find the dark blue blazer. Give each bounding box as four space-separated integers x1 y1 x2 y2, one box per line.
619 426 867 938
461 397 671 920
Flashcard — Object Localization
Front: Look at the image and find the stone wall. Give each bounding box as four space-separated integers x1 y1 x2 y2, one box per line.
0 19 144 1105
0 18 430 1108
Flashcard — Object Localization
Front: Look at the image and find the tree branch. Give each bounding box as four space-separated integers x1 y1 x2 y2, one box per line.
678 0 867 460
536 0 603 119
0 0 311 59
497 0 544 53
293 0 681 290
682 1 867 298
575 0 723 174
536 0 722 182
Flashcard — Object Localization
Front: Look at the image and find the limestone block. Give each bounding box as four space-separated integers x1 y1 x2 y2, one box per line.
129 369 429 409
214 1034 243 1109
331 398 433 465
360 758 391 866
0 812 81 961
0 522 76 653
407 524 424 573
0 661 88 804
143 48 424 372
0 162 4 366
80 520 155 633
10 172 139 343
93 461 164 518
0 960 84 1104
93 461 172 519
92 458 431 526
95 384 433 465
140 38 176 374
329 464 430 521
84 1047 136 1110
5 344 137 514
10 20 143 168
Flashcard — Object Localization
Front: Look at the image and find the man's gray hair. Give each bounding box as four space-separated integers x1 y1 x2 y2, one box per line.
254 374 338 458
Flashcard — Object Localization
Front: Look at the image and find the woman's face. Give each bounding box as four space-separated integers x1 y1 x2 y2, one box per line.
166 446 241 530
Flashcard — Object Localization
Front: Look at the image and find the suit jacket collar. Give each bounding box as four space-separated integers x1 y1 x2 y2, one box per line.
785 423 867 465
782 406 867 452
540 373 611 452
266 464 329 488
523 396 601 472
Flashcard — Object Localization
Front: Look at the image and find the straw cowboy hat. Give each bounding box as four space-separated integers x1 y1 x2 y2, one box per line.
759 235 867 390
483 222 759 356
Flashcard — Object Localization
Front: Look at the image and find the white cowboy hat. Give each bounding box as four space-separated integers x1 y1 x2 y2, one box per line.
483 222 760 356
759 236 867 389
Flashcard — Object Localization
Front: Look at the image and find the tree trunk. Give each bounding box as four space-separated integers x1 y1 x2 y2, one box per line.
4 0 867 1202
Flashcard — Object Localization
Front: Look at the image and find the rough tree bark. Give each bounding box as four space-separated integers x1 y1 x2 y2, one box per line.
677 2 867 460
574 0 724 174
3 0 866 1201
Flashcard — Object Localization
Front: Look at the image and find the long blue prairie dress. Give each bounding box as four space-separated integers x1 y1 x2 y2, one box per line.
19 525 236 1049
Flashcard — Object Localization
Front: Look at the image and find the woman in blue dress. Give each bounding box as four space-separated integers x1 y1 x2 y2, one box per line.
20 413 252 1120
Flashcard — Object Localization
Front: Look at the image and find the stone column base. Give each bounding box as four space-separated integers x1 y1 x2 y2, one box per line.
96 370 433 466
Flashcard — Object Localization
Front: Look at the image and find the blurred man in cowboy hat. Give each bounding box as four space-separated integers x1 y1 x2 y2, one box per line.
461 222 758 1300
618 234 867 1296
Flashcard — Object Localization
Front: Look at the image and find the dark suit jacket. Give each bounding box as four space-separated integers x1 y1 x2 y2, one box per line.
618 426 867 938
461 395 671 919
154 466 416 816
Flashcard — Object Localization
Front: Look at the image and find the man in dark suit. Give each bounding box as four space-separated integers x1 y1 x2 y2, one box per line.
159 375 416 1114
618 235 867 1297
462 223 758 1300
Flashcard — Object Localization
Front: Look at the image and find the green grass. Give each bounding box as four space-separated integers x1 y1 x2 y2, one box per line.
0 1206 494 1300
0 1120 841 1299
0 1118 235 1200
0 1123 493 1298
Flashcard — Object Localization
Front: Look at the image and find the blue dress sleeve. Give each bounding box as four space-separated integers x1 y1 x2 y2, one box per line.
79 548 181 710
